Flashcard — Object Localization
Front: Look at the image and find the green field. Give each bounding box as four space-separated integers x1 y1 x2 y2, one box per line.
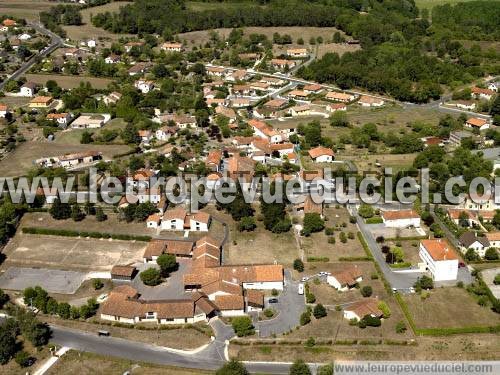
415 0 498 11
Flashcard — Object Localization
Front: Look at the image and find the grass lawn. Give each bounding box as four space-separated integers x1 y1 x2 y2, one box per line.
47 350 212 375
0 140 131 177
341 152 417 174
41 317 211 350
402 287 500 329
63 2 134 41
24 74 114 90
415 0 490 11
54 118 128 145
0 0 54 20
20 212 155 237
301 205 366 262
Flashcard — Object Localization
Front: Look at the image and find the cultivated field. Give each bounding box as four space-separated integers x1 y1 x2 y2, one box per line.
47 350 211 375
24 74 114 90
402 287 500 329
63 1 133 41
0 140 131 177
2 233 146 271
0 0 54 20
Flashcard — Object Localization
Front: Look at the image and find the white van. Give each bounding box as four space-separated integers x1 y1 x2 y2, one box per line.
298 283 304 295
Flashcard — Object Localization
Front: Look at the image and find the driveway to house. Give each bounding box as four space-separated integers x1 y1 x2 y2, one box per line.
348 204 424 290
255 270 305 337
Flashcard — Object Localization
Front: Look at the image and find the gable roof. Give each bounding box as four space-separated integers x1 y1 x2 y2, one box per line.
308 146 334 159
381 209 419 221
420 239 458 261
459 232 489 248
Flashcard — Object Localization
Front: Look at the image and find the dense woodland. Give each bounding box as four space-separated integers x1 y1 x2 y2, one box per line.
42 0 500 103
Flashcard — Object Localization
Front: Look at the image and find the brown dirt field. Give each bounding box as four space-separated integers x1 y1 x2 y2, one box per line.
20 212 155 237
317 43 362 58
402 287 500 329
24 74 114 90
230 333 500 362
0 0 54 20
0 140 131 177
49 278 113 303
301 206 366 262
63 2 133 42
2 233 146 271
47 350 212 375
203 205 299 266
41 317 211 350
342 152 417 174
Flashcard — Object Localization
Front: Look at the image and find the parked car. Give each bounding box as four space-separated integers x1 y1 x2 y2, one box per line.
298 283 304 295
268 298 279 304
97 330 110 337
301 277 308 282
459 262 466 268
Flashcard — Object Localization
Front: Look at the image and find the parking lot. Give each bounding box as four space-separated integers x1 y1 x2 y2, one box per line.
2 233 146 271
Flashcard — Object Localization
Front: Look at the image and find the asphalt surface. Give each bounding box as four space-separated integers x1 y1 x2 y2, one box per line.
349 204 424 290
255 270 305 337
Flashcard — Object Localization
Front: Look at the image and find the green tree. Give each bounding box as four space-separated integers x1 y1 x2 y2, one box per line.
358 204 374 218
300 311 311 325
231 316 254 337
395 321 407 333
57 302 71 319
140 268 162 286
302 213 325 236
293 258 304 272
95 207 107 222
465 248 480 261
414 275 433 290
156 253 177 276
289 359 311 375
485 248 499 260
329 111 349 127
361 286 373 297
71 203 85 222
238 216 256 232
93 279 104 290
313 303 327 319
216 359 249 375
15 351 32 367
377 301 391 318
0 288 9 309
0 325 16 364
493 274 500 285
49 198 71 220
80 130 93 144
318 363 333 375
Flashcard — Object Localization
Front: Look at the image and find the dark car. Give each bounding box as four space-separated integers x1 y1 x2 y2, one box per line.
459 262 466 268
268 298 279 304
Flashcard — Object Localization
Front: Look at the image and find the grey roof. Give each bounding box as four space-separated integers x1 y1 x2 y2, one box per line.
459 231 489 248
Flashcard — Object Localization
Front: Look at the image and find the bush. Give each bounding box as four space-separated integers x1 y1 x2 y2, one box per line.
477 296 489 306
395 321 407 333
370 273 379 280
216 359 249 375
347 232 355 239
300 311 311 325
360 315 381 327
290 359 311 375
358 204 374 218
302 213 325 236
139 268 161 286
263 308 275 318
271 288 279 296
494 274 500 285
339 232 347 243
306 292 316 304
15 351 33 368
238 216 256 232
485 248 499 260
360 286 373 297
377 301 391 318
92 279 104 290
305 337 315 347
293 258 304 272
232 316 254 337
414 275 433 290
376 236 385 243
313 304 327 319
325 227 334 236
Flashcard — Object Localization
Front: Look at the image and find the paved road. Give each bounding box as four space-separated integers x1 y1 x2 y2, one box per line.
0 22 63 91
349 204 424 290
255 270 305 337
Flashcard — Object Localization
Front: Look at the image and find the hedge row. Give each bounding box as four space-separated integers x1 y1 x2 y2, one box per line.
384 236 427 241
306 256 330 262
338 256 372 262
356 231 374 260
365 217 383 224
394 293 417 334
22 227 151 242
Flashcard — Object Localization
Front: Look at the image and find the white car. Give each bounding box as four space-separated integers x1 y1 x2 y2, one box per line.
298 283 304 295
300 277 308 282
96 293 108 303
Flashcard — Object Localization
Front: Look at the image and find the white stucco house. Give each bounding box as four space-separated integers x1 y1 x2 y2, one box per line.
381 209 421 228
419 239 458 281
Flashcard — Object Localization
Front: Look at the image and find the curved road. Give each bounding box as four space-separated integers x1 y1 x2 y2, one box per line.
0 22 63 91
